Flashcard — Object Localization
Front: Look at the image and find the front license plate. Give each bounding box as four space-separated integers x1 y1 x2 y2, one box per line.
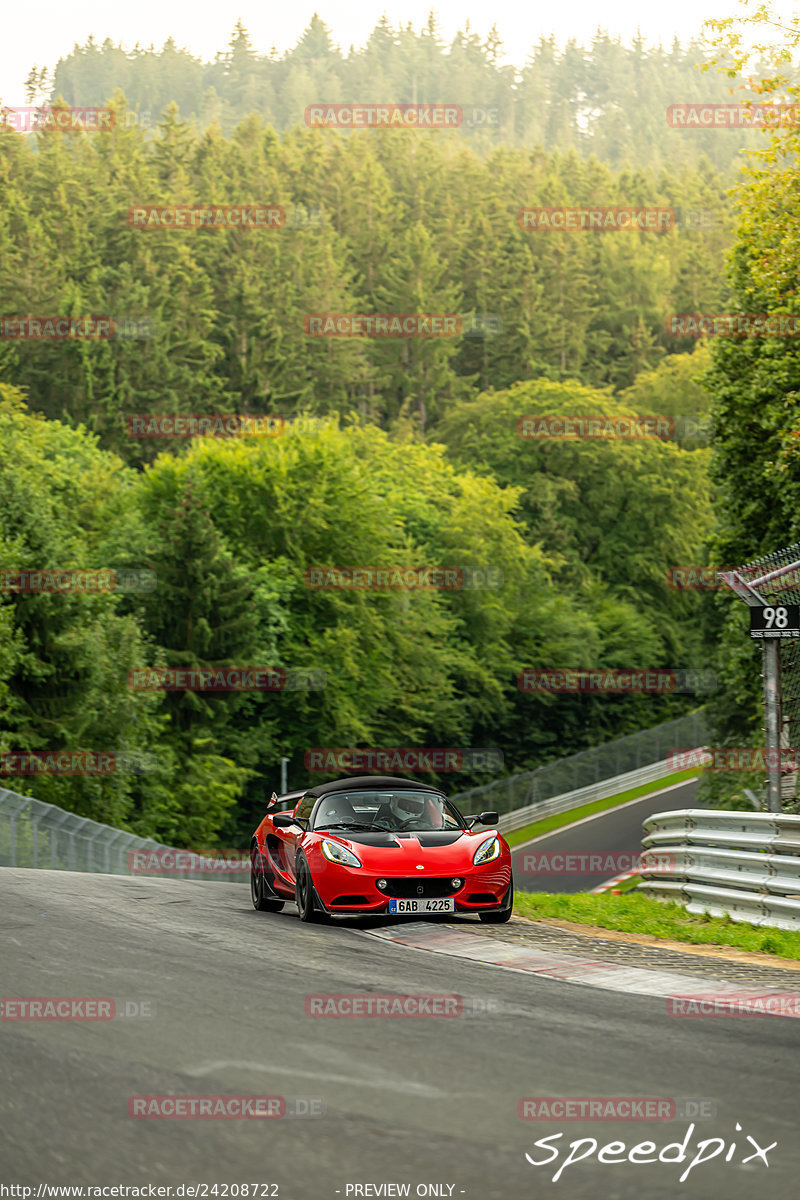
389 898 455 914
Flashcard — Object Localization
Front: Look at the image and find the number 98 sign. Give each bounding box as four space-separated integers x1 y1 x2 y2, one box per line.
749 604 800 639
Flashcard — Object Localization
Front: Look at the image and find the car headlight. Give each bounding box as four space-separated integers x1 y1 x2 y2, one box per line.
473 835 501 865
320 839 362 868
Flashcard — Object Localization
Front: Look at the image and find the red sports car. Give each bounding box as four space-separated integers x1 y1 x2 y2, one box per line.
250 774 513 923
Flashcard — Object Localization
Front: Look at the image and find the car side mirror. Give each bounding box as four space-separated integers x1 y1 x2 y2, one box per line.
272 813 299 828
467 811 499 828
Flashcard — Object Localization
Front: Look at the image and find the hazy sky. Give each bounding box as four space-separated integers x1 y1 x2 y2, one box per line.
0 1 766 102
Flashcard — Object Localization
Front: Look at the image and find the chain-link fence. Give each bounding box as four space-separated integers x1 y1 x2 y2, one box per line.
449 710 707 816
2 710 707 874
0 787 247 881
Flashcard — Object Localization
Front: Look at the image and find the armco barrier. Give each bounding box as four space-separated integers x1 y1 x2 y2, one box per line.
496 755 703 835
639 808 800 929
451 710 707 816
0 787 246 882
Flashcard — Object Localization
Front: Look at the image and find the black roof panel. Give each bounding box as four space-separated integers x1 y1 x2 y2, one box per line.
303 774 448 800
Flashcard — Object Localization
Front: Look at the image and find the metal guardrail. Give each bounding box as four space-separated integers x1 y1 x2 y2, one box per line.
497 756 698 835
451 710 707 816
0 787 246 882
639 808 800 929
2 747 704 880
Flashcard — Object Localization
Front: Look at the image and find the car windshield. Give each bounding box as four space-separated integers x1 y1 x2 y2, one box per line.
312 790 465 832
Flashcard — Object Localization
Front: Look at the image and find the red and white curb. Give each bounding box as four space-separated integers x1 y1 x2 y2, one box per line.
362 923 800 1007
591 869 641 893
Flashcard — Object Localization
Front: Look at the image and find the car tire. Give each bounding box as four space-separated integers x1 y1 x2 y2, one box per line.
250 843 285 913
295 854 327 923
479 879 514 923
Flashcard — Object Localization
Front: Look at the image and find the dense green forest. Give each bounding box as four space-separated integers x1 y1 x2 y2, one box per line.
33 17 766 172
4 14 799 841
0 99 731 446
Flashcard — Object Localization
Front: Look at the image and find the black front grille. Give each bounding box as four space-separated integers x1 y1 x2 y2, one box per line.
465 892 496 904
384 878 460 899
331 894 370 906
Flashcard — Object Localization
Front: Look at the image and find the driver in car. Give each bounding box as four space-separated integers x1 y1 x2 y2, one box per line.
372 794 444 830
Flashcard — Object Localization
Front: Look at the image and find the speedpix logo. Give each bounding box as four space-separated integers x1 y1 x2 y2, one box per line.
524 1122 776 1183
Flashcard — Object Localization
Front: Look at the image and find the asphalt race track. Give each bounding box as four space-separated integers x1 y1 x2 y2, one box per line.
513 777 700 892
1 863 799 1200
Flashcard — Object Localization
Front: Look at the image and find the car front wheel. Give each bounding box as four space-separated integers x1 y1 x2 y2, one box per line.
478 879 513 923
295 855 327 923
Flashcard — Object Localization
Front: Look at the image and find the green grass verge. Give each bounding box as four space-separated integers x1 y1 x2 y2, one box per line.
513 889 800 961
505 767 700 848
